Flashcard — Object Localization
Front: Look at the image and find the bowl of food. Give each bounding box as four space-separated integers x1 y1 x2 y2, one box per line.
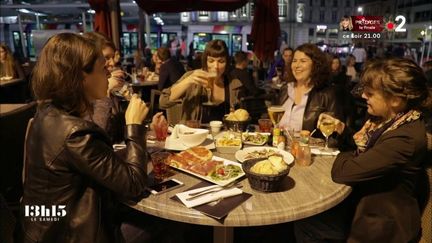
223 109 251 131
242 156 290 192
214 132 242 154
177 125 209 147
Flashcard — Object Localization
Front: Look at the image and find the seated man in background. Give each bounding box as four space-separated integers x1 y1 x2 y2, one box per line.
157 47 185 91
229 51 262 107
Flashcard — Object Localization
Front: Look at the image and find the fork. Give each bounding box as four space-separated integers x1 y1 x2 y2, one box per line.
186 184 243 201
187 182 242 197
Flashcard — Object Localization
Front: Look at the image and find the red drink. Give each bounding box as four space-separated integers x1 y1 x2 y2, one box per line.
258 119 272 133
154 122 168 141
151 152 171 180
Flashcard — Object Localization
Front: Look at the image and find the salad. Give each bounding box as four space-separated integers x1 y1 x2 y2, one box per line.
210 164 242 181
242 132 269 145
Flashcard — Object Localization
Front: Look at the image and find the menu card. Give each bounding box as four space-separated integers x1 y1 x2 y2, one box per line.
171 182 252 220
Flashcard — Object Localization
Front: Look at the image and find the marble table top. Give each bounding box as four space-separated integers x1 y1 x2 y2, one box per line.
129 150 351 227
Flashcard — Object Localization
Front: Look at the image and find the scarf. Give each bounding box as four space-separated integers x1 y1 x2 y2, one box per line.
353 110 421 153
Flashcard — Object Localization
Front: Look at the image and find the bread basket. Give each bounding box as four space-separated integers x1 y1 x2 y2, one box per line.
242 158 290 192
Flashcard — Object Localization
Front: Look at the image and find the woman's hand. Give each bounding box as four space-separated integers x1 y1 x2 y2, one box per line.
107 69 126 94
150 112 166 131
317 113 345 135
184 69 212 87
125 94 149 125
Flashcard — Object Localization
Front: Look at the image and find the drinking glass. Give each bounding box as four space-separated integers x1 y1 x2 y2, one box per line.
154 121 168 141
258 119 272 133
319 113 336 151
150 152 171 181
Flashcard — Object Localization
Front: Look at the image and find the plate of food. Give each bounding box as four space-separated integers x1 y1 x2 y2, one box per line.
235 146 294 165
167 146 245 186
241 132 270 146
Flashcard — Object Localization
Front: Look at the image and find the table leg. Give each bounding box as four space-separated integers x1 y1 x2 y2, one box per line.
213 226 233 243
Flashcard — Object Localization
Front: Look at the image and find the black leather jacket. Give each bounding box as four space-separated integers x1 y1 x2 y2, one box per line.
278 83 344 132
21 104 148 243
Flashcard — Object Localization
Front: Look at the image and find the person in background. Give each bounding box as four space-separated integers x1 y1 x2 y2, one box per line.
160 40 232 122
295 58 432 243
346 54 357 82
151 51 162 75
229 51 261 101
157 47 185 91
277 43 343 132
114 50 122 66
133 49 144 69
352 43 367 73
329 55 348 87
0 43 24 80
83 32 126 95
268 47 294 82
21 32 154 243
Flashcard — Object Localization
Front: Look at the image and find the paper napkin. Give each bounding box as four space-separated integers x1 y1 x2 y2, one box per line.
310 148 340 156
176 185 243 208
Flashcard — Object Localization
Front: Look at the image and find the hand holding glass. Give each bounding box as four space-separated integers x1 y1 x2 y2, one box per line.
319 116 336 151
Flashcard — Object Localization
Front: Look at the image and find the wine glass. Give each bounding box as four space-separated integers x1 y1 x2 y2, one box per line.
319 112 336 152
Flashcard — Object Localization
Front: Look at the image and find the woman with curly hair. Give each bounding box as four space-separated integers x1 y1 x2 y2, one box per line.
278 43 343 132
295 58 432 242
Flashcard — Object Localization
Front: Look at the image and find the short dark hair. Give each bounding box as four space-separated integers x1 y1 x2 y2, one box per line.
202 40 229 72
157 47 171 62
32 33 100 115
234 51 248 65
294 43 330 87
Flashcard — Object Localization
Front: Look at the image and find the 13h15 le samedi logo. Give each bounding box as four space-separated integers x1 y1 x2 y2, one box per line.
24 205 66 222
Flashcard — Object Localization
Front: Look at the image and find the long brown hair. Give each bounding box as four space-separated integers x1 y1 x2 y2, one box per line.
32 33 100 115
361 58 432 112
294 44 330 88
0 44 17 78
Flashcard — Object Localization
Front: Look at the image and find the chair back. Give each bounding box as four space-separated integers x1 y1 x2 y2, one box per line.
149 89 162 117
22 118 33 185
166 103 182 125
0 102 36 205
420 132 432 243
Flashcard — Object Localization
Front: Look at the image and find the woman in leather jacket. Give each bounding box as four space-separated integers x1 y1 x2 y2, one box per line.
20 33 155 242
277 43 343 132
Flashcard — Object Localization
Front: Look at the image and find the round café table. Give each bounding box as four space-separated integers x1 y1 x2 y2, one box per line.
128 148 351 243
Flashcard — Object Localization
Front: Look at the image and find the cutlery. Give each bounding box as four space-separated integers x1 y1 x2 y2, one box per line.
186 184 243 201
187 181 239 197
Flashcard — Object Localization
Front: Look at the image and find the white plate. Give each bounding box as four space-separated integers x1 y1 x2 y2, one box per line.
241 132 270 146
169 156 245 186
235 146 294 165
164 134 215 151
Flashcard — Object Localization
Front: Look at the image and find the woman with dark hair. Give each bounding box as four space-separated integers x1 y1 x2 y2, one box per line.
295 58 432 242
160 39 232 122
21 33 152 242
277 43 343 132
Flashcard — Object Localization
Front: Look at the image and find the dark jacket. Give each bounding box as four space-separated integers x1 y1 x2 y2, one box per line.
332 119 428 243
21 104 148 243
229 67 261 98
158 58 185 91
278 83 344 132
